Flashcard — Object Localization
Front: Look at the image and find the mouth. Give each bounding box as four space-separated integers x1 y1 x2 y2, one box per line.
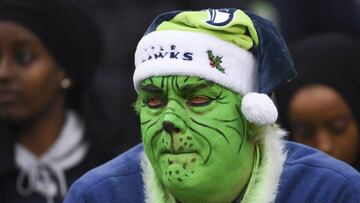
158 152 202 171
159 139 199 155
161 150 198 155
0 90 17 104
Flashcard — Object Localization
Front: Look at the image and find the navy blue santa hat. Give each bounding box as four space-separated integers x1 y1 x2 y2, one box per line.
133 9 296 125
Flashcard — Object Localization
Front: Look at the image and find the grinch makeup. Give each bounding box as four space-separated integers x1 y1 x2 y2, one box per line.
137 76 256 203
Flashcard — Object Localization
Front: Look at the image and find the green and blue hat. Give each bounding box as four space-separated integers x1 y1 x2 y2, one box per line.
133 8 296 125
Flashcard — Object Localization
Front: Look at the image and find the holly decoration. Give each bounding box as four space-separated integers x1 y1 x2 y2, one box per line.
207 50 225 73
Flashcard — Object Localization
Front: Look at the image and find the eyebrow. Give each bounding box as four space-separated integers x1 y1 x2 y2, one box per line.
14 39 35 45
141 84 163 93
179 82 213 94
12 35 40 45
13 39 39 50
141 80 214 94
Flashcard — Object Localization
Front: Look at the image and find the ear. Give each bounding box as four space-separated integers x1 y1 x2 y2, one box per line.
56 68 65 84
133 95 143 114
247 122 265 141
57 70 73 90
236 94 265 141
237 94 271 140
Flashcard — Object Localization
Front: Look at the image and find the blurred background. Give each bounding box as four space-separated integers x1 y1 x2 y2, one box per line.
0 0 359 202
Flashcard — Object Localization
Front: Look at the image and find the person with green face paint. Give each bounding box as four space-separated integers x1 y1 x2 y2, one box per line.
138 76 258 203
65 8 360 203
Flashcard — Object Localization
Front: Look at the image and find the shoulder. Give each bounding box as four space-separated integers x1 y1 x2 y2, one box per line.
64 144 145 203
284 141 359 178
277 141 360 203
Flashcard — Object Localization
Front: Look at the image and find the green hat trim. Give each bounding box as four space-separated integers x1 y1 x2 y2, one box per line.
156 9 259 51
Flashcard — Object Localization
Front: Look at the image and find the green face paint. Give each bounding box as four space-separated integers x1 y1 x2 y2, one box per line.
137 76 256 203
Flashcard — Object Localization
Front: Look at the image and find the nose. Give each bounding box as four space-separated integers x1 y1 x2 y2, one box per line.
161 99 186 134
163 121 180 134
0 56 15 82
316 129 333 155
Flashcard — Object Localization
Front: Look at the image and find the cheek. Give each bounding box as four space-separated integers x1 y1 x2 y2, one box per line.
141 117 163 153
293 135 315 146
336 124 359 163
18 65 61 116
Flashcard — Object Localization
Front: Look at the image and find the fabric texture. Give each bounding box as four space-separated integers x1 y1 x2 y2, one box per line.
15 111 88 203
64 139 360 203
0 112 103 203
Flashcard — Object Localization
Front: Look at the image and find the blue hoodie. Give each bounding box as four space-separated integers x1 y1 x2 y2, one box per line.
64 141 360 203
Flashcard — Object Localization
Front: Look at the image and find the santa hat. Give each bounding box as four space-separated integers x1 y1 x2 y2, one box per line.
133 8 296 125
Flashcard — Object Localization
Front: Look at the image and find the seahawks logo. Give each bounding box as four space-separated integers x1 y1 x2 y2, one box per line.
206 8 236 26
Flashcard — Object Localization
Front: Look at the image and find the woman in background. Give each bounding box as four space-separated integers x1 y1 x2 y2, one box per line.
276 33 360 171
0 0 106 202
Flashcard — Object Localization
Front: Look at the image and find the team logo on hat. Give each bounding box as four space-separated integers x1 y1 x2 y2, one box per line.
206 8 236 26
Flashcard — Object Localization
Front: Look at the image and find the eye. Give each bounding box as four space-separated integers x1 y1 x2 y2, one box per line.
145 96 165 108
15 50 35 66
188 95 211 106
292 124 315 139
327 117 350 135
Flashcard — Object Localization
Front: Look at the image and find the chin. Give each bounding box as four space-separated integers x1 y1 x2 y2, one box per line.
162 175 202 193
0 108 31 126
161 165 213 190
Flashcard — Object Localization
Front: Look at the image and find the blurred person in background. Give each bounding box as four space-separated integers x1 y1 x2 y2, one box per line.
276 33 360 171
0 0 107 202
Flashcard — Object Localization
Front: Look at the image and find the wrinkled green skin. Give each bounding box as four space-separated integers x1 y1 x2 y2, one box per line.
137 76 256 203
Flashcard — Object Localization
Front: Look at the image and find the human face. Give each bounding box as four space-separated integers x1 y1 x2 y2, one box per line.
137 76 255 203
0 22 65 123
289 85 359 165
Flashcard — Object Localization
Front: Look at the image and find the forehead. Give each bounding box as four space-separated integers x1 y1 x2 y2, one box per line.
289 85 352 121
141 75 214 90
0 21 39 44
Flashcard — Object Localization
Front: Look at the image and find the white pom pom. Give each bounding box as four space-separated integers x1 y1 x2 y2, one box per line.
241 93 278 125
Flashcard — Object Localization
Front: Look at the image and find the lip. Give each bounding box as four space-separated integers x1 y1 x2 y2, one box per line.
161 152 198 159
163 151 197 155
0 90 18 104
161 148 198 155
